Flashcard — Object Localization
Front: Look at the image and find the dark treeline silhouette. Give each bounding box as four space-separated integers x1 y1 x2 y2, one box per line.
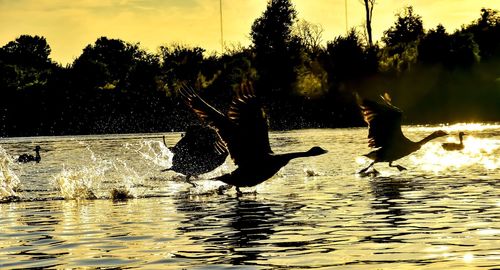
1 2 499 137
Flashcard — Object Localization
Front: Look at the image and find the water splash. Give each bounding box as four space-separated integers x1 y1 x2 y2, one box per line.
125 139 172 170
0 146 21 201
53 145 145 200
54 166 99 200
126 139 234 194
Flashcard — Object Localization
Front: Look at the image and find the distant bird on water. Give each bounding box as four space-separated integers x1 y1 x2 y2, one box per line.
162 125 228 186
358 93 447 174
18 146 41 163
442 132 466 151
180 82 328 194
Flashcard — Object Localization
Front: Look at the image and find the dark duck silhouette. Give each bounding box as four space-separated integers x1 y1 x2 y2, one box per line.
180 82 327 194
162 125 228 186
442 132 466 151
17 146 41 163
358 93 447 174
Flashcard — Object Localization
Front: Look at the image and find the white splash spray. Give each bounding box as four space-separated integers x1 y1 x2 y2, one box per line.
0 146 21 199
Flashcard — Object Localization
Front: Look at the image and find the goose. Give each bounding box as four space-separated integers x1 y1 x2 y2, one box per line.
17 146 41 163
180 82 327 194
162 125 228 186
358 93 447 174
442 132 466 151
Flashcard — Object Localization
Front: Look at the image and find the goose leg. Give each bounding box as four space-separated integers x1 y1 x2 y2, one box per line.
389 162 407 171
359 161 375 174
186 175 197 187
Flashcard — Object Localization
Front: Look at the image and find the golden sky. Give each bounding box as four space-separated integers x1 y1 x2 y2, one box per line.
1 0 498 65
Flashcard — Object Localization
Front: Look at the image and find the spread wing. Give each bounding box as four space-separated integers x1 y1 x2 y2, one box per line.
226 82 273 166
179 86 227 126
179 83 272 167
358 93 408 148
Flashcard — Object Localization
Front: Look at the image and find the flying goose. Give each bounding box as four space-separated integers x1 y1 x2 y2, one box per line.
358 93 447 174
180 82 327 194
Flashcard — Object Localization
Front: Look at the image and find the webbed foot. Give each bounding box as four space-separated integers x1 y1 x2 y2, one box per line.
396 165 407 171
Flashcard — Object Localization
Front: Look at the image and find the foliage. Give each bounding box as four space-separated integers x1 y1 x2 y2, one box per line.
250 0 299 97
1 7 500 137
382 6 424 54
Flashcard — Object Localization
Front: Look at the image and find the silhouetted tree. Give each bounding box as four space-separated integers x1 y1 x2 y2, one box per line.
463 8 500 60
250 0 299 97
72 37 147 91
417 24 451 66
0 35 62 136
448 31 480 68
1 35 52 68
2 6 500 137
325 29 375 87
292 19 324 55
158 44 206 93
0 35 54 91
379 6 423 73
382 6 424 54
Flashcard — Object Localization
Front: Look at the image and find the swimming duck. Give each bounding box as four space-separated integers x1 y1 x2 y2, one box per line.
180 82 327 194
442 132 466 151
358 93 447 174
17 146 41 163
162 125 228 186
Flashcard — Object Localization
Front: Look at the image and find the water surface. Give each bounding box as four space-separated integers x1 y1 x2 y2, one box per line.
1 124 499 269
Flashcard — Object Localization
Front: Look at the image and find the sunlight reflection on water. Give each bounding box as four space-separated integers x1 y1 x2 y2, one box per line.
411 135 500 172
0 124 499 269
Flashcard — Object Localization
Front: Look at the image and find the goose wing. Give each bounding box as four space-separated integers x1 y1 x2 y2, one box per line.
359 93 408 148
180 84 270 167
226 82 273 166
179 86 227 125
174 125 228 157
179 85 234 142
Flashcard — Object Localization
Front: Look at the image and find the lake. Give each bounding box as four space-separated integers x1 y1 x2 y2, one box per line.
1 124 499 269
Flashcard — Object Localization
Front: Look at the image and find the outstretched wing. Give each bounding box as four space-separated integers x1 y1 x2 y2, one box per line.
179 86 227 125
226 82 273 166
358 93 408 148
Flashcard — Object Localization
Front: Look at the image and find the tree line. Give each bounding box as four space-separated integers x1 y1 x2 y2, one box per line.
1 1 499 137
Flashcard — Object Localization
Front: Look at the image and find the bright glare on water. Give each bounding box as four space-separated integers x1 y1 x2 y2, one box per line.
0 123 499 269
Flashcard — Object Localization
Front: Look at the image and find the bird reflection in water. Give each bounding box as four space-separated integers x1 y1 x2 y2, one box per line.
172 192 300 266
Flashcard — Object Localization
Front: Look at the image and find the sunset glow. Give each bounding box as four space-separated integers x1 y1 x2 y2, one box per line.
1 0 499 64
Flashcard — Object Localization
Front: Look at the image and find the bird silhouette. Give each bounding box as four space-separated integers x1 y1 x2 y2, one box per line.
180 82 327 194
162 125 228 186
442 132 466 151
358 93 447 174
17 146 41 163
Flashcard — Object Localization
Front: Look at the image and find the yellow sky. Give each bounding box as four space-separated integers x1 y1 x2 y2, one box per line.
0 0 498 65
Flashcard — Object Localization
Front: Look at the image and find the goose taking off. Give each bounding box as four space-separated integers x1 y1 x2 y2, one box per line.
180 82 327 194
162 125 228 186
358 93 447 174
442 132 466 151
18 146 41 163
